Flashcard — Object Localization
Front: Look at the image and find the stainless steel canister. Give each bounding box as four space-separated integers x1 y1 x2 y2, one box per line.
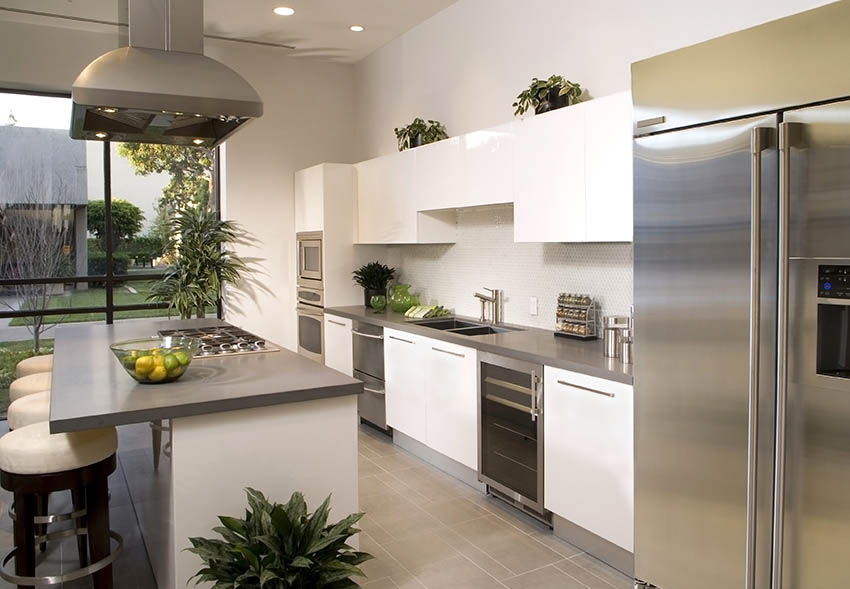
603 315 629 357
620 328 633 364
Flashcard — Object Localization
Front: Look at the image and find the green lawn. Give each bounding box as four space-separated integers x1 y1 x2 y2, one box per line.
9 281 174 325
0 340 54 417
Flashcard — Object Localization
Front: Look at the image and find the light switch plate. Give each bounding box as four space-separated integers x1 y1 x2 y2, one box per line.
529 296 538 316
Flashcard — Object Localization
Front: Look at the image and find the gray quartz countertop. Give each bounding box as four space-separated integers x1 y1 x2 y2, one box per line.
49 318 362 433
325 306 633 385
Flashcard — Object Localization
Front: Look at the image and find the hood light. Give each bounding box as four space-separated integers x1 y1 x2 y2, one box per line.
99 107 118 113
95 132 108 139
350 25 365 32
273 6 295 16
192 138 205 145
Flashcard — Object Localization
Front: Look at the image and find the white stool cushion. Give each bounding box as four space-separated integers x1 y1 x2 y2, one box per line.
9 372 51 403
7 392 50 431
15 354 53 378
0 422 117 475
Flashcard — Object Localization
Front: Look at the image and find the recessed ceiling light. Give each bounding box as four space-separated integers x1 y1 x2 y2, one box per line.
99 107 117 113
349 25 365 32
273 6 295 16
192 138 205 145
95 132 108 139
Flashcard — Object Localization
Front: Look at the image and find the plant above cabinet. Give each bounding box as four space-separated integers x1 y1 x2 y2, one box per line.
394 118 448 151
513 75 584 116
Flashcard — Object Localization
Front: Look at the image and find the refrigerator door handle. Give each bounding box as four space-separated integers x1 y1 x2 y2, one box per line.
772 122 803 589
745 127 772 589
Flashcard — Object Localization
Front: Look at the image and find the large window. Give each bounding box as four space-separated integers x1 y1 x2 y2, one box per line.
0 90 220 416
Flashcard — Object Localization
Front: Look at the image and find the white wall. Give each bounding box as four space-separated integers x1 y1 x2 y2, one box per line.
0 17 358 350
353 0 832 159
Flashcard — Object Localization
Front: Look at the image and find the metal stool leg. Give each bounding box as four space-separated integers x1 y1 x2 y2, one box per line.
13 492 35 589
86 476 112 589
36 495 48 553
71 487 88 567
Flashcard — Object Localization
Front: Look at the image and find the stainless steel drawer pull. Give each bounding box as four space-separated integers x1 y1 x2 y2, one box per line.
352 330 384 340
388 335 413 344
327 319 346 327
484 376 532 396
363 386 385 396
432 347 464 358
557 380 615 398
485 394 532 415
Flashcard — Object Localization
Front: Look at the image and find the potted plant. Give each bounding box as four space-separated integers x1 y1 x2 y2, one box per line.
148 206 247 319
352 261 395 307
393 118 448 151
188 488 373 588
512 75 584 116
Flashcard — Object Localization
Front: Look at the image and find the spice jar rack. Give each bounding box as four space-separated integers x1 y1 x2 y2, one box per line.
554 293 598 340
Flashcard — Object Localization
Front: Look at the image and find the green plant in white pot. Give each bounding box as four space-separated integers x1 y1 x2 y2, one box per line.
393 118 448 151
148 206 247 319
187 488 372 588
513 75 584 116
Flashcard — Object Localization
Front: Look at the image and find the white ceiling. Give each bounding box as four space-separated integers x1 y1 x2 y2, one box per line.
0 0 457 62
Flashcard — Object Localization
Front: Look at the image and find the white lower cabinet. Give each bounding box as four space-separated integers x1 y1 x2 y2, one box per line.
323 315 352 377
425 339 478 469
385 329 477 467
385 329 427 443
544 366 634 551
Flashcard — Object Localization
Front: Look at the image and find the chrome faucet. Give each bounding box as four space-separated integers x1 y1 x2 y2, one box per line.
474 288 504 324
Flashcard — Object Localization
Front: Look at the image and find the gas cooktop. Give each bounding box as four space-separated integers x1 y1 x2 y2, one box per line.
158 325 280 357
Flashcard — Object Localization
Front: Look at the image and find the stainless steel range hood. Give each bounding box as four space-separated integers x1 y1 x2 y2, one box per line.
70 0 263 148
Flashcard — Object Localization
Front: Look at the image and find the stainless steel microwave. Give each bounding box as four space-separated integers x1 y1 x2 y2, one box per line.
296 231 323 289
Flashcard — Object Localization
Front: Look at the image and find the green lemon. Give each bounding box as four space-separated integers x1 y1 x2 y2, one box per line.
163 354 179 371
167 366 184 379
174 350 190 366
134 355 154 375
122 356 137 370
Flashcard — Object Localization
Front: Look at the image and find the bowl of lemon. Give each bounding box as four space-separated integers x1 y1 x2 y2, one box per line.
110 336 199 384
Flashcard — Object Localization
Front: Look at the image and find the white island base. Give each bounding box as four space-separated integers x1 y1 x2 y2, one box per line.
135 395 359 589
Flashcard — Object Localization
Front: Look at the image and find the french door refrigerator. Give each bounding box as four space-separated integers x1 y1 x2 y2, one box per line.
631 2 850 588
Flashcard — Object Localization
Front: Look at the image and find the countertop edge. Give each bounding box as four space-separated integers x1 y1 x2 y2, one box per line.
49 381 363 434
325 307 633 386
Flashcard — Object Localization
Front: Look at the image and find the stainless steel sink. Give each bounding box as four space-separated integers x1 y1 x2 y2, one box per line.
413 318 524 336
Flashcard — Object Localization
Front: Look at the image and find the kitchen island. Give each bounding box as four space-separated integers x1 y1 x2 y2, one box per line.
49 318 362 589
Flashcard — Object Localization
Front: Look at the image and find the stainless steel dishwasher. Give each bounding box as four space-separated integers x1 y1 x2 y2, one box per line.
478 351 549 523
352 321 389 432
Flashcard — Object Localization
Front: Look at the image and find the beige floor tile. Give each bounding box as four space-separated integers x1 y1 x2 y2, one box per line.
362 578 398 588
370 452 424 473
360 533 408 583
555 557 617 589
360 455 387 477
360 475 395 499
503 564 589 589
528 531 584 559
421 496 491 525
570 552 634 588
412 554 504 588
362 492 444 541
360 514 395 544
382 529 458 571
359 443 382 459
440 527 515 581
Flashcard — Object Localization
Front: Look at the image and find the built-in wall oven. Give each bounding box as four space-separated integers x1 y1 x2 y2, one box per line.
297 231 323 289
296 303 324 363
478 351 549 523
352 321 388 432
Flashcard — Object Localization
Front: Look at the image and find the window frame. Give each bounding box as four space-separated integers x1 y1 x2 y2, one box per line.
0 88 223 324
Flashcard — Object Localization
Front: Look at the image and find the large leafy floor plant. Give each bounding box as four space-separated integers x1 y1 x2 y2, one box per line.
148 206 247 319
188 488 372 588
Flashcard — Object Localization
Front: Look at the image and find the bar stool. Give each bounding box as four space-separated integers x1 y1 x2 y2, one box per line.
0 423 122 588
14 355 53 379
9 373 51 404
7 392 49 431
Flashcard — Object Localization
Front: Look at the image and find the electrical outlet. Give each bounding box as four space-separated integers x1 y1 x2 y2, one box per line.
529 296 538 316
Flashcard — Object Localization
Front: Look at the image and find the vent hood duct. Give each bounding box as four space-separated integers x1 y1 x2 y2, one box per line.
70 0 263 148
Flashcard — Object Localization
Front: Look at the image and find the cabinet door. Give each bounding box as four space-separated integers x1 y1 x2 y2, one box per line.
514 105 586 242
424 338 478 469
462 123 515 208
323 315 352 377
384 329 427 442
414 137 462 210
294 166 324 233
355 152 417 243
585 91 633 242
544 366 634 551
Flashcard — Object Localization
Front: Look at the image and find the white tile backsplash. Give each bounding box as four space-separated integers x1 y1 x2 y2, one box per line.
388 205 633 329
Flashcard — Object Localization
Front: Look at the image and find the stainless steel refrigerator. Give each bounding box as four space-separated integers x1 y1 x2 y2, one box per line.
631 2 850 588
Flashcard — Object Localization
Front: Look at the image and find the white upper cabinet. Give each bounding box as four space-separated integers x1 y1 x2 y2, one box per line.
294 165 324 233
414 137 462 211
356 151 417 244
461 123 515 208
585 91 633 242
513 103 587 242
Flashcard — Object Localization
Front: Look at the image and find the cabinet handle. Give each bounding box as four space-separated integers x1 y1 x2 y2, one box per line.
352 330 383 340
363 386 385 396
557 380 615 398
388 335 413 344
432 347 464 358
327 319 346 327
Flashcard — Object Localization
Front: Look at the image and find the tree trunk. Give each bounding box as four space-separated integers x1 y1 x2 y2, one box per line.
33 327 40 354
196 307 205 319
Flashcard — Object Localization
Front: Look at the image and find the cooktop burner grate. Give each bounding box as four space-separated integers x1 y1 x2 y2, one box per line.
158 325 280 357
